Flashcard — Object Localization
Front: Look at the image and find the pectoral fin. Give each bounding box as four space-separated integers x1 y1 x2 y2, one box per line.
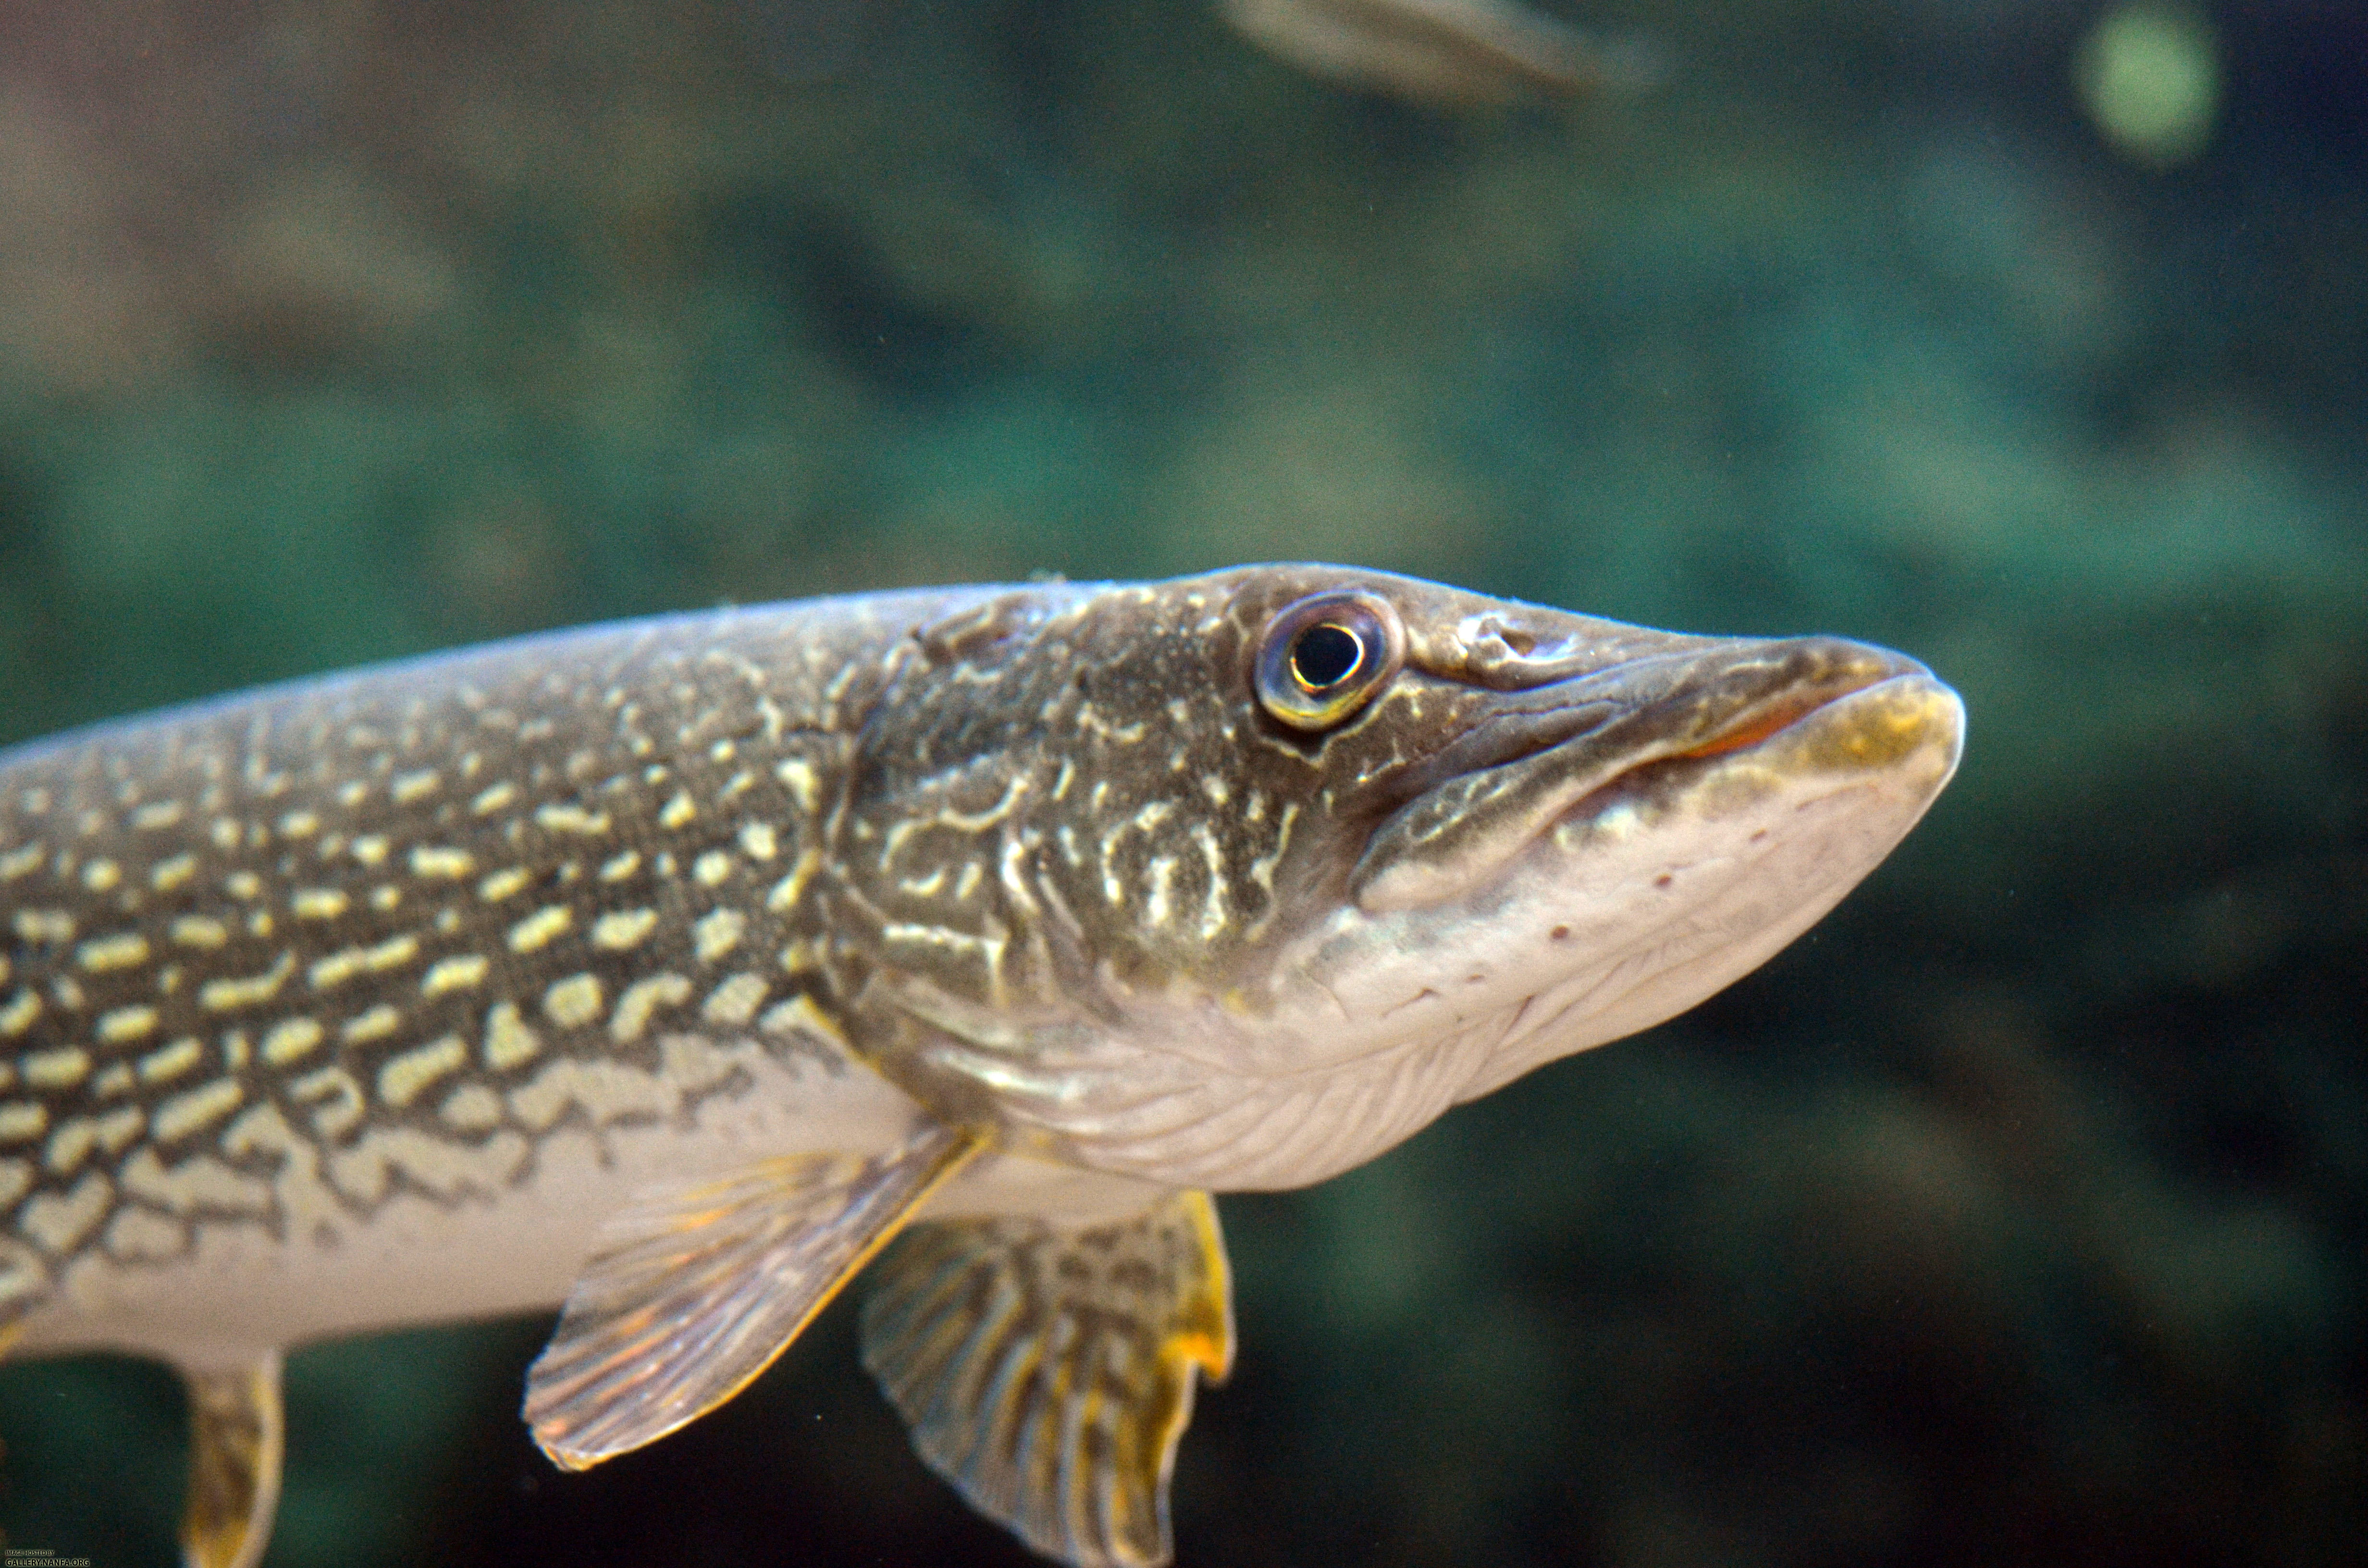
179 1351 284 1568
525 1121 984 1469
860 1191 1234 1568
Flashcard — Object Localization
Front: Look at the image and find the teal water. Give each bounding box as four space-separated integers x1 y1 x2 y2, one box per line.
0 3 2359 1564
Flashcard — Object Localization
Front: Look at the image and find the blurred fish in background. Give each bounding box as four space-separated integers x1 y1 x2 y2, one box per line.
1218 0 1662 105
0 1 2362 1565
732 0 1661 102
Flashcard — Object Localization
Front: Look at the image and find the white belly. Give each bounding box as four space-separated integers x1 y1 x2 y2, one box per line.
12 1036 1169 1367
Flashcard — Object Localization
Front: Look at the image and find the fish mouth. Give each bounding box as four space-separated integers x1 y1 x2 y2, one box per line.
1562 667 1965 831
1352 638 1960 913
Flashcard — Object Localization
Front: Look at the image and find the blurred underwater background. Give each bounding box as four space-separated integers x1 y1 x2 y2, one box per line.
0 0 2362 1563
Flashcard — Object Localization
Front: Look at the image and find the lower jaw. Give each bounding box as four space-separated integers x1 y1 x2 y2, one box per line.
1447 679 1964 1089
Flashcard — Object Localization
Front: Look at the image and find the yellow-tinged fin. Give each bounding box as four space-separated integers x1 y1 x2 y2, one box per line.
179 1351 284 1568
859 1190 1234 1568
523 1121 985 1469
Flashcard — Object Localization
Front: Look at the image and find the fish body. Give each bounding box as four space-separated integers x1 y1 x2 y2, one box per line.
1221 0 1660 106
0 565 1962 1567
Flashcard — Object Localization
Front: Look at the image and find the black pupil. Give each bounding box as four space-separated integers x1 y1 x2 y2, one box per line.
1291 622 1364 690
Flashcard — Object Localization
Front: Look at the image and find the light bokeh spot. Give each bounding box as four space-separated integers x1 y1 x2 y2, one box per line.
2077 6 2222 167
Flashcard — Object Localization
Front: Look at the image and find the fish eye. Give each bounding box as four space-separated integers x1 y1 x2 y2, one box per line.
1254 591 1405 731
1292 622 1364 690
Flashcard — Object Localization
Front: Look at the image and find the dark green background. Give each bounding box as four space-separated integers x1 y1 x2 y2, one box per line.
0 1 2360 1563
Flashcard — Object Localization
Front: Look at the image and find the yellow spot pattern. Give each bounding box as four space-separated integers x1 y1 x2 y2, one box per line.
260 1018 327 1066
542 974 604 1031
379 1036 468 1108
152 1078 245 1144
508 906 572 954
591 908 659 951
421 954 491 998
484 1002 542 1070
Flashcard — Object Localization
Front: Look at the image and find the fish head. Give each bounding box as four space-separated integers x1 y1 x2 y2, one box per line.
839 565 1963 1189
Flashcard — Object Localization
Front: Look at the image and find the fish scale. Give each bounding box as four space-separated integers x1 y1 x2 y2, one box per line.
0 565 1962 1568
0 599 921 1316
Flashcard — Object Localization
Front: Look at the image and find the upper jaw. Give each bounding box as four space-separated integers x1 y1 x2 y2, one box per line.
1350 634 1930 913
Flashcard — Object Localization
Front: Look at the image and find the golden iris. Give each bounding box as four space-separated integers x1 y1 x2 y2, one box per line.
1254 591 1404 730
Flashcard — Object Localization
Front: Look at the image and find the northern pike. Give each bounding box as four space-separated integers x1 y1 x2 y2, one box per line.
0 565 1962 1567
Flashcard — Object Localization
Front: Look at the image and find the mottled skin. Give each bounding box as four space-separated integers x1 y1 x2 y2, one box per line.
835 570 1948 1189
0 590 950 1349
0 564 1963 1568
